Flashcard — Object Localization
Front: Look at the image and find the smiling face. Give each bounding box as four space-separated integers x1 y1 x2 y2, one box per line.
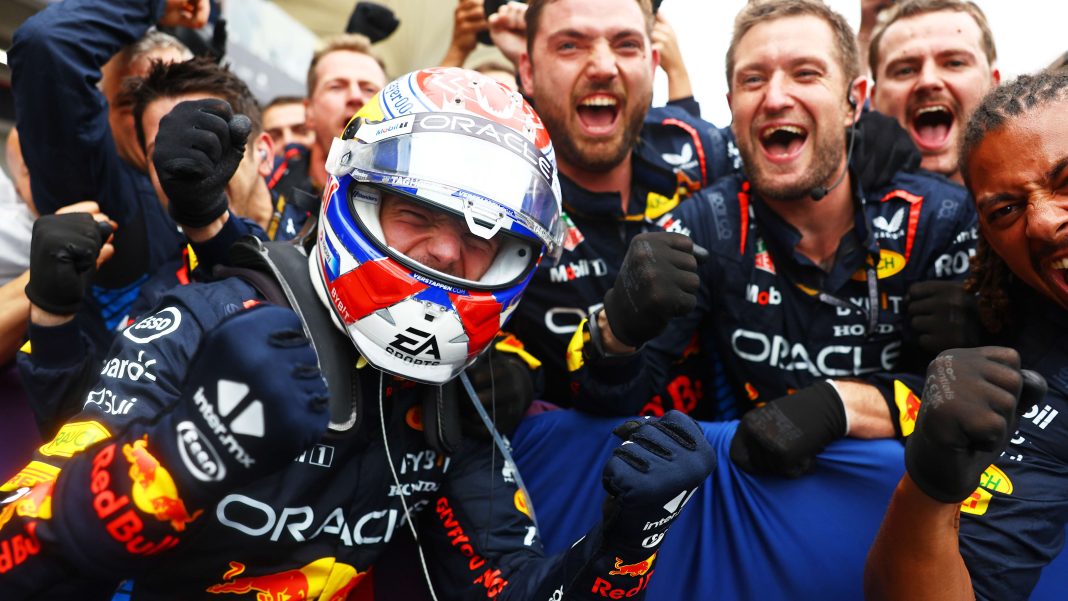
728 15 860 202
871 10 999 182
379 194 502 281
520 0 658 174
967 98 1068 310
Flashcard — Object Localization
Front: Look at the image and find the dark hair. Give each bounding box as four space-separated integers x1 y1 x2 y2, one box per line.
961 71 1068 331
524 0 654 62
869 0 996 82
127 57 262 152
726 0 859 93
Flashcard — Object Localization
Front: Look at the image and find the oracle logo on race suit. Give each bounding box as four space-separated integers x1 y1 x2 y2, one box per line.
730 328 901 377
216 493 428 547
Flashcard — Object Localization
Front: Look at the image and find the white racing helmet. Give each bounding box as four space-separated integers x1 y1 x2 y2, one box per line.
313 67 563 384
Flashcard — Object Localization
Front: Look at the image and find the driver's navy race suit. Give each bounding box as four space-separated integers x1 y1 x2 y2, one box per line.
0 273 689 600
510 106 739 419
567 170 977 429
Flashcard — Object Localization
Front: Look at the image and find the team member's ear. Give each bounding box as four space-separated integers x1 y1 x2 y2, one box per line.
846 77 868 124
254 132 275 178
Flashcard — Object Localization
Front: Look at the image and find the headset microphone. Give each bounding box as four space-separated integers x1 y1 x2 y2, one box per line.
810 94 859 201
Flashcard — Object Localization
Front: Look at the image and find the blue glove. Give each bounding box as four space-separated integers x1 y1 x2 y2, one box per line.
601 410 715 553
149 304 329 505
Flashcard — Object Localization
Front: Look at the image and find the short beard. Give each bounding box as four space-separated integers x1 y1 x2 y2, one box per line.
537 87 650 173
742 127 845 202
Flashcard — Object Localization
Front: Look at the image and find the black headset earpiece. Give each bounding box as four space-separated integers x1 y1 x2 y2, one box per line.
810 91 861 201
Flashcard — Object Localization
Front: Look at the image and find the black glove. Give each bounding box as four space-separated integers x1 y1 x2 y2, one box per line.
150 305 330 506
346 1 400 42
603 232 701 348
152 98 252 228
906 280 982 362
905 347 1046 503
460 336 537 440
601 411 715 553
25 213 113 315
849 110 921 192
729 381 846 478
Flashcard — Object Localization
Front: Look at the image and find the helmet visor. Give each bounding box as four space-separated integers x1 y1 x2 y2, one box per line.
327 114 564 258
346 183 542 291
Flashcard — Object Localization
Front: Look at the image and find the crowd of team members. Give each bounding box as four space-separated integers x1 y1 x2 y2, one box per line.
0 0 1066 598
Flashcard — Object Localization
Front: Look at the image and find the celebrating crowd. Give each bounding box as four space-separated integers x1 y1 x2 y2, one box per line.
0 0 1065 599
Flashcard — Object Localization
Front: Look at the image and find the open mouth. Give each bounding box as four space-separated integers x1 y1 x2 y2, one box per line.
910 105 954 150
759 125 808 159
575 94 620 135
1047 257 1068 280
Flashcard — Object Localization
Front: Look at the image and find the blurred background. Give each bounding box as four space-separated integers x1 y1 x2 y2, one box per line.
1 0 1065 171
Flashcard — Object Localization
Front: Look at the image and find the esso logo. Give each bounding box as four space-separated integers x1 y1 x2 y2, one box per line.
124 307 182 343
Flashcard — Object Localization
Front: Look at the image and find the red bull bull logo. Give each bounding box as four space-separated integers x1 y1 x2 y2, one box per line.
894 380 922 437
206 558 363 600
0 461 60 530
608 552 657 577
123 437 202 532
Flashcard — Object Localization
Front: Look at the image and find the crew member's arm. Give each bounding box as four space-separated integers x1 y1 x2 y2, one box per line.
8 0 208 217
652 13 693 104
866 475 973 601
440 0 488 68
0 271 30 365
865 347 1045 601
487 1 527 70
17 206 116 435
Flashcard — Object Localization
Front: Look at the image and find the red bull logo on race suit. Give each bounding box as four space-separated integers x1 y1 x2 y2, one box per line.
123 437 202 532
206 557 364 600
